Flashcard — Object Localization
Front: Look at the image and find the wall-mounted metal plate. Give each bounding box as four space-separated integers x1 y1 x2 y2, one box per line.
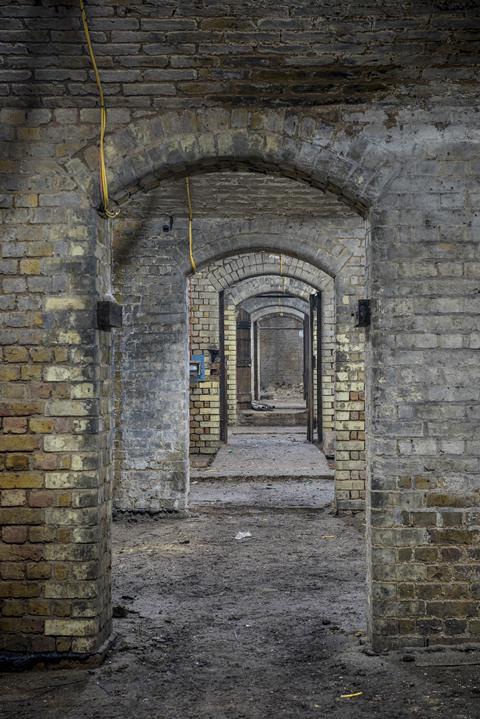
97 300 123 331
355 299 371 327
208 347 220 364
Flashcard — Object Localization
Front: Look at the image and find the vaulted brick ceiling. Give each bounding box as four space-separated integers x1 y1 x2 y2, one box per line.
131 171 357 217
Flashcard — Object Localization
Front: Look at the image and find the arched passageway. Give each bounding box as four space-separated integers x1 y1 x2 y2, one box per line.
108 146 372 662
113 163 368 503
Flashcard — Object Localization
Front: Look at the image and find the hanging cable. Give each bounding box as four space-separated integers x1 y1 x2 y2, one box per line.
185 177 196 273
279 254 284 316
79 0 119 219
279 253 286 295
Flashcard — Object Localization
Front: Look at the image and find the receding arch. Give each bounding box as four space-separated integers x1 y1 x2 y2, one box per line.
246 297 309 316
194 251 332 289
192 247 334 282
182 223 360 277
228 275 322 306
251 307 306 323
114 216 363 280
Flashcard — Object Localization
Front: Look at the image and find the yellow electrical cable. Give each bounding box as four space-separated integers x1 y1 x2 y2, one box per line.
278 254 284 315
185 177 196 273
79 0 119 219
279 253 286 293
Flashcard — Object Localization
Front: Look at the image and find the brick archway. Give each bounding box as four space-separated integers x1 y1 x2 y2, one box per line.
65 109 398 216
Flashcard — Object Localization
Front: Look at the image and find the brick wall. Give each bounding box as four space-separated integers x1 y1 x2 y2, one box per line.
1 5 480 656
259 315 304 394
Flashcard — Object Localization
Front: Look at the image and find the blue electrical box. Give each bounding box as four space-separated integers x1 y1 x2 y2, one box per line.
190 353 206 383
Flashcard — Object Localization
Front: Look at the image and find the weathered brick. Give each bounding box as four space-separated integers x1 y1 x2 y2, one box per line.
44 619 98 636
3 417 28 434
0 582 41 598
0 472 43 489
2 526 28 543
0 402 42 416
19 259 41 275
0 508 44 525
29 417 55 433
29 526 55 543
0 617 43 634
0 435 40 452
1 490 27 507
26 563 51 579
3 346 29 363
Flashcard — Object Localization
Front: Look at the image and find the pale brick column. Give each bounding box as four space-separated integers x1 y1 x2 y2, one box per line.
189 274 221 456
321 282 336 453
224 297 237 426
334 254 367 511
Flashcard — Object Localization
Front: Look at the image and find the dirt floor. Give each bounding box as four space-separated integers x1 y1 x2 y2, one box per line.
2 481 480 719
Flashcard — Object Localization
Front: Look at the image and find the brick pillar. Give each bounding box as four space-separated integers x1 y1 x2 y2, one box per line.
367 171 480 650
113 227 189 513
0 193 112 657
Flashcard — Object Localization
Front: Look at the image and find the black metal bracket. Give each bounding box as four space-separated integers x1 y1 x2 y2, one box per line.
208 347 220 364
355 299 371 327
97 300 123 331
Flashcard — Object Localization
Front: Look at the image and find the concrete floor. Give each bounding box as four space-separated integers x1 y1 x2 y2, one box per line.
233 426 306 434
190 429 333 481
256 399 306 408
190 477 334 509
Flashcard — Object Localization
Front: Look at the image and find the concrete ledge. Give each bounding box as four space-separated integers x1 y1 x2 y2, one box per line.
370 639 480 656
336 499 365 513
0 635 115 673
191 473 334 482
113 508 190 520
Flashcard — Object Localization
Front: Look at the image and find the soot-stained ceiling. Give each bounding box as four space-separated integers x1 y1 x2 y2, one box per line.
2 0 479 108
